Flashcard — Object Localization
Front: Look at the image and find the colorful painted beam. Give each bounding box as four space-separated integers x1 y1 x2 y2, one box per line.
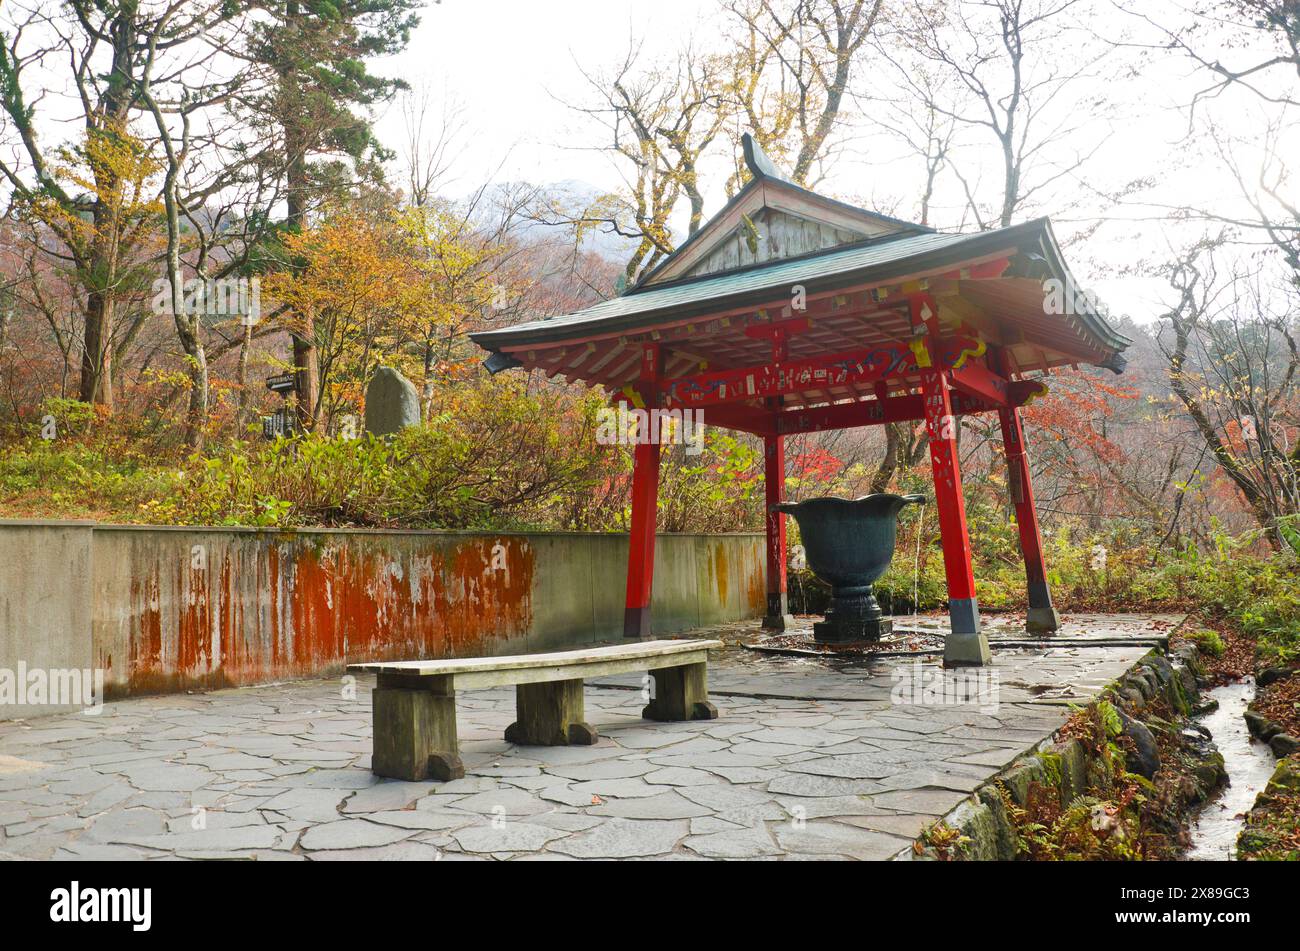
771 391 984 435
764 379 1044 436
950 359 1012 407
659 334 984 410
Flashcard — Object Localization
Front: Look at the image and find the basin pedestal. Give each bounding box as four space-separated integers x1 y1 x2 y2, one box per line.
814 585 893 643
773 493 925 646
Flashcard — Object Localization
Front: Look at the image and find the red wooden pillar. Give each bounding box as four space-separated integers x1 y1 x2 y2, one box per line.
760 327 793 631
912 296 991 666
624 344 662 638
993 350 1059 633
762 434 792 629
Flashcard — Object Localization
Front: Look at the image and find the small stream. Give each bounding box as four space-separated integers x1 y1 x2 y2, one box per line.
1184 678 1277 860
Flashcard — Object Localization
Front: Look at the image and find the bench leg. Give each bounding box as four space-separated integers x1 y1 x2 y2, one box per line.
643 662 718 722
505 679 597 746
371 673 464 782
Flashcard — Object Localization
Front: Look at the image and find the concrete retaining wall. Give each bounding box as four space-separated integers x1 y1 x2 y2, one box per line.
0 521 96 716
0 521 764 711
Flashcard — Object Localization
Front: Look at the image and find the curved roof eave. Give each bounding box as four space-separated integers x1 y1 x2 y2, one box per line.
472 217 1130 358
1033 219 1132 352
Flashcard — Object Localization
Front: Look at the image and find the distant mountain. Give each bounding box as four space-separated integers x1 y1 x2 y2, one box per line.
463 179 651 263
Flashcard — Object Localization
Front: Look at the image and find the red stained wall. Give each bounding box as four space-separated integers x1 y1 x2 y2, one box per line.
101 532 536 698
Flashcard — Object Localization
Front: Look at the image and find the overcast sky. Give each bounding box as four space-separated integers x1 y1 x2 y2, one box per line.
371 1 1299 325
1 1 1293 324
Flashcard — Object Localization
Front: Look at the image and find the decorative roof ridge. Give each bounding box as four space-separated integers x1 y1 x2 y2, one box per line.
624 226 940 297
629 133 933 291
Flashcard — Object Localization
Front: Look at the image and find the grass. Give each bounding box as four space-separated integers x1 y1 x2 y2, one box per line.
5 417 1297 665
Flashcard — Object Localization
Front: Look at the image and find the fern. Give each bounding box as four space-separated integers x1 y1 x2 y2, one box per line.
1097 699 1123 738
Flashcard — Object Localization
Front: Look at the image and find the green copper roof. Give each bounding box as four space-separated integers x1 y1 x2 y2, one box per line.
471 218 1129 355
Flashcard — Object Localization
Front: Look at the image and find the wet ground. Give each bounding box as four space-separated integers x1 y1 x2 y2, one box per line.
0 614 1176 861
742 612 1182 658
1185 679 1276 861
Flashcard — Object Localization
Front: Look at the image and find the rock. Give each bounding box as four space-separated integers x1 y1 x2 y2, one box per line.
547 818 687 859
1268 734 1300 757
1266 756 1300 792
1244 711 1284 741
684 825 782 859
771 821 908 859
1179 727 1226 796
1244 710 1272 740
1139 655 1175 688
976 787 1020 861
1236 828 1277 855
363 367 421 436
1191 752 1227 798
1119 712 1160 779
1257 666 1294 688
1116 686 1146 710
1171 644 1204 679
452 822 568 854
1051 739 1088 805
942 798 998 861
1176 666 1199 710
298 819 414 851
1145 652 1198 712
1191 698 1219 716
1144 715 1176 736
1129 669 1159 700
995 758 1048 808
1085 748 1114 791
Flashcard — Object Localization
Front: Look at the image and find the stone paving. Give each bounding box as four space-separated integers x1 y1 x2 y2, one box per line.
0 615 1177 861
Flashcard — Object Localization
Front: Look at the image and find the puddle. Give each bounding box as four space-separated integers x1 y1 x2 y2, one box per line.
1185 678 1276 860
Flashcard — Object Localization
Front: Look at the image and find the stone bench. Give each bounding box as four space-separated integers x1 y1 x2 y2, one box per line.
347 639 723 782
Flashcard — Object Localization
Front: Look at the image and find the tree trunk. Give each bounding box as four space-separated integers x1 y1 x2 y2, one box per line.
76 11 137 411
236 318 254 433
1168 314 1278 543
182 343 209 449
870 422 902 493
79 292 114 408
283 0 319 432
421 341 435 420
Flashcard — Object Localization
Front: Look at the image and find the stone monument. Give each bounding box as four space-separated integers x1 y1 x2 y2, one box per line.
364 366 421 436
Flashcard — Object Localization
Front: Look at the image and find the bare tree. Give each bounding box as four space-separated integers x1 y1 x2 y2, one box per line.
1158 237 1299 545
1131 0 1300 114
0 1 161 408
400 80 468 209
545 39 732 282
134 2 264 448
724 0 883 189
881 0 1114 229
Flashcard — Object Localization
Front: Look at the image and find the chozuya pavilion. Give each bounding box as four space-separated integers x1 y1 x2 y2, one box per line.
472 135 1128 667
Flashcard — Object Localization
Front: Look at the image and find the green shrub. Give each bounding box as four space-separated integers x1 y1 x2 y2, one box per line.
1189 629 1226 657
3 395 1297 665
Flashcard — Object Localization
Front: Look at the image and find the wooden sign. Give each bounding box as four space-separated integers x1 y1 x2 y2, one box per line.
265 372 297 394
